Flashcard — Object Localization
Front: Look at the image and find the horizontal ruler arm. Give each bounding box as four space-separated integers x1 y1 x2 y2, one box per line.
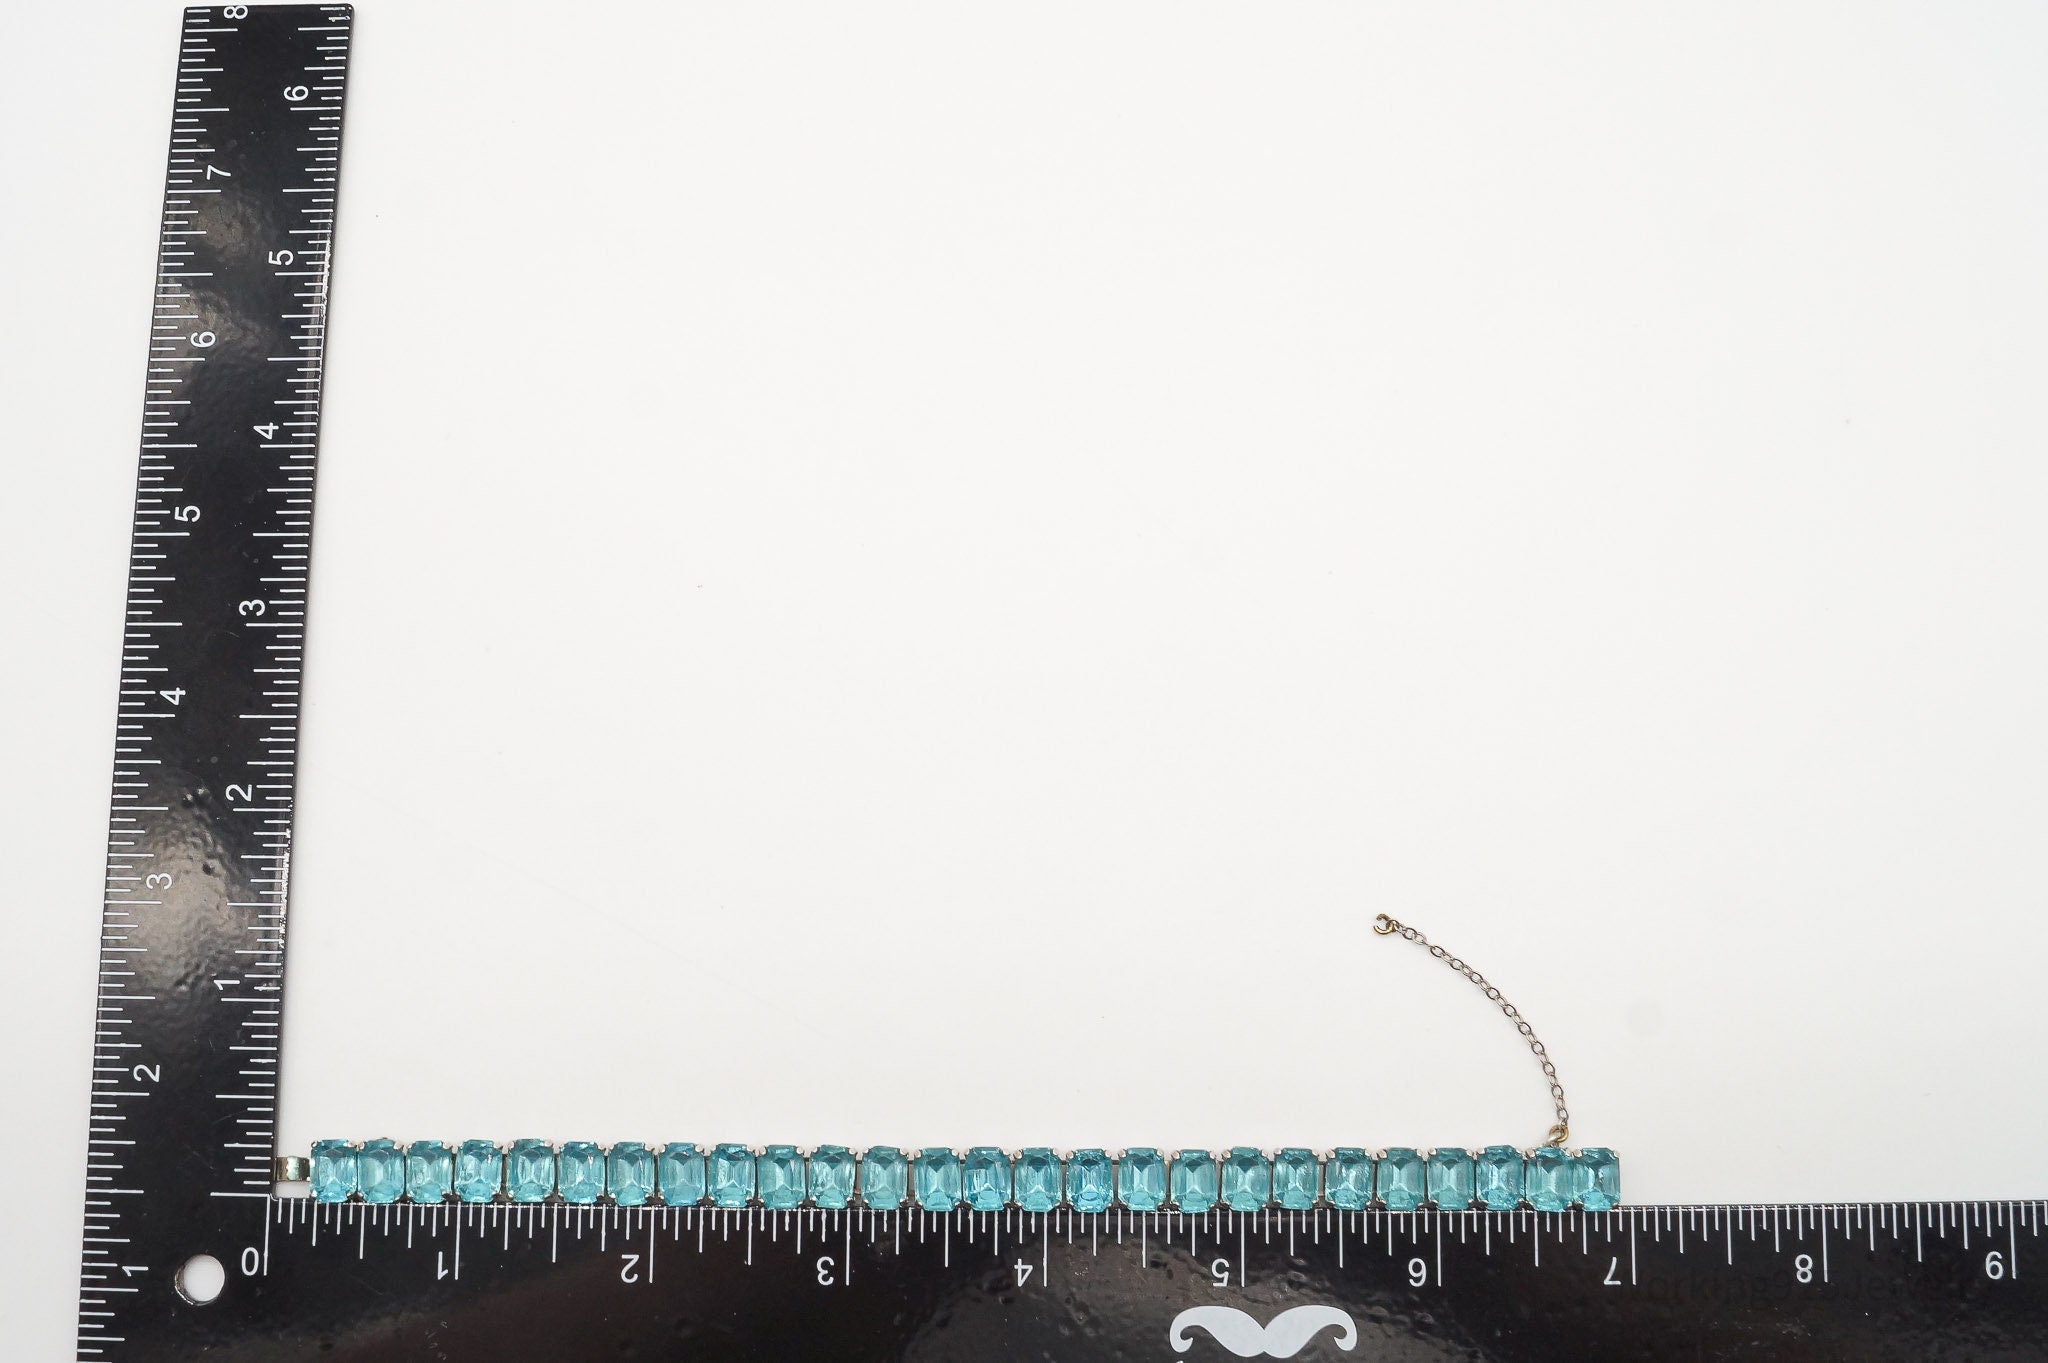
146 1200 2048 1361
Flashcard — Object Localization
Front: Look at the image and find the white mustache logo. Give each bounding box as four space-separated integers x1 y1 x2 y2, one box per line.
1168 1304 1359 1357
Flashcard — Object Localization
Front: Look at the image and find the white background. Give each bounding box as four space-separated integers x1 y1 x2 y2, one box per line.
5 0 2048 1352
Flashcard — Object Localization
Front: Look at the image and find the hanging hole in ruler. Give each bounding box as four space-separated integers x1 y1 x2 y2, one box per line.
173 1253 225 1307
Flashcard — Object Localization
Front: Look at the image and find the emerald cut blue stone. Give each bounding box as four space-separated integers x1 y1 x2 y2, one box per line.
454 1140 502 1203
1220 1148 1271 1211
861 1146 908 1208
1170 1150 1218 1212
1014 1149 1062 1212
963 1148 1011 1212
914 1149 963 1211
356 1139 403 1204
1475 1145 1525 1210
808 1146 857 1209
1325 1148 1373 1210
710 1144 756 1208
1067 1149 1113 1212
1273 1149 1319 1210
607 1142 655 1206
1425 1148 1476 1209
759 1145 805 1209
310 1140 357 1203
1377 1147 1425 1211
508 1140 556 1203
1117 1148 1166 1211
1572 1148 1621 1211
557 1142 604 1204
1525 1147 1571 1211
657 1142 705 1205
405 1141 453 1204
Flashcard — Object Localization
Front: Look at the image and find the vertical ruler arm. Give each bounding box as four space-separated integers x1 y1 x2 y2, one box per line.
78 7 351 1359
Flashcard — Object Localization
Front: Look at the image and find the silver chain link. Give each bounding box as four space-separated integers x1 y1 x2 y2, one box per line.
1373 913 1571 1148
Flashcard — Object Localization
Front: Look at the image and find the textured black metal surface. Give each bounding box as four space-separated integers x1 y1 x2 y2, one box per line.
102 1199 2048 1360
76 6 351 1359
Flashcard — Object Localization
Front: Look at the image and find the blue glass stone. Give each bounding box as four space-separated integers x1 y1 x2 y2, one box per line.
914 1148 963 1211
1273 1149 1319 1210
454 1140 502 1203
1117 1148 1167 1211
508 1140 556 1203
405 1141 453 1204
1378 1147 1425 1211
1013 1149 1062 1212
962 1147 1011 1212
1475 1145 1525 1210
1220 1148 1271 1211
809 1146 857 1209
310 1139 357 1203
759 1145 806 1209
357 1139 403 1204
1171 1150 1218 1212
1324 1148 1373 1210
1425 1147 1476 1209
657 1142 706 1205
710 1144 756 1208
1525 1146 1571 1211
1572 1148 1621 1211
557 1142 605 1204
1067 1149 1113 1213
607 1142 655 1206
860 1146 908 1209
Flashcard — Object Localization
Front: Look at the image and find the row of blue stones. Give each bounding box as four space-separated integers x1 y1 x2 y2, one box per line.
309 1141 1619 1213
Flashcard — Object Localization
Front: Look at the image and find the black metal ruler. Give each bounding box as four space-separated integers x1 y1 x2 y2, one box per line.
73 7 2048 1360
77 5 351 1358
88 1196 2048 1360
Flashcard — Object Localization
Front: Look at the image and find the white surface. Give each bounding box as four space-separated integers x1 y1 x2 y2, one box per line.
6 0 2048 1352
